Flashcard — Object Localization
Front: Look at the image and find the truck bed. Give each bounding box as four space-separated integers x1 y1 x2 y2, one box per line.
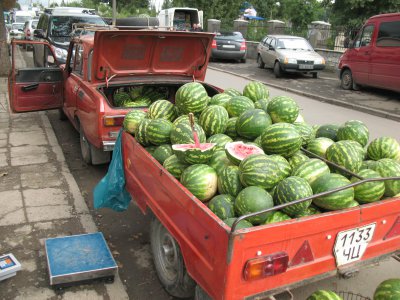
122 131 400 300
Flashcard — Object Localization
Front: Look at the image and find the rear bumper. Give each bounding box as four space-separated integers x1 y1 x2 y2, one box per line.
281 63 325 73
102 140 115 151
211 49 246 60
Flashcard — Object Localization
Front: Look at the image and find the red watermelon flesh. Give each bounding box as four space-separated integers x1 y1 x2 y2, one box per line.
225 141 264 165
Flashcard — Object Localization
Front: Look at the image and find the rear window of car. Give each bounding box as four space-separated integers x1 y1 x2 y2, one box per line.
377 21 400 47
277 38 313 50
50 15 105 37
215 32 244 40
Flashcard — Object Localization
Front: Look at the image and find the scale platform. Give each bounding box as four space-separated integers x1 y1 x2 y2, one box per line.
45 232 118 287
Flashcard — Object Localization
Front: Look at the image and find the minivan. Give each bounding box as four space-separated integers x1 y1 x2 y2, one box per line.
338 13 400 93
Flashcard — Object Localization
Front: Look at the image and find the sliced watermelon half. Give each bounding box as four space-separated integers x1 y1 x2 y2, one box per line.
172 143 216 165
225 141 264 165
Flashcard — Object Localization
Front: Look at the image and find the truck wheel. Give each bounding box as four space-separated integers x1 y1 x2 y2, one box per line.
341 69 354 90
257 55 265 68
150 217 196 298
274 62 282 78
195 285 212 300
80 126 92 164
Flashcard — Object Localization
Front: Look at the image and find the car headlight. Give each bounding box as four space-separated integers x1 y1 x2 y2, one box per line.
314 58 325 65
283 57 297 64
54 47 68 60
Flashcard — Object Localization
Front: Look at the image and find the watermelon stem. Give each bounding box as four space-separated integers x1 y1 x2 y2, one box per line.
189 113 200 148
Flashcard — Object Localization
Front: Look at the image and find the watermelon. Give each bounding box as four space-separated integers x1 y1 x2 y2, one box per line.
134 118 152 146
293 122 315 146
113 91 130 106
260 123 302 158
175 82 209 114
254 98 270 112
144 145 157 155
224 88 242 97
146 119 173 145
225 117 239 139
367 137 400 161
326 140 363 176
274 176 313 217
311 173 355 210
267 96 299 124
173 115 199 126
315 124 340 141
172 143 216 164
337 120 369 147
123 110 147 134
253 135 262 147
225 141 264 165
225 96 255 117
209 93 231 107
307 290 343 300
351 169 385 203
148 100 177 121
170 122 206 145
288 151 310 170
208 194 235 220
361 160 378 170
234 186 274 225
199 105 229 136
239 154 287 190
152 144 173 164
242 81 269 102
294 205 321 218
375 158 400 197
223 217 253 229
180 164 218 201
162 155 189 180
306 137 335 158
218 165 243 197
264 211 291 224
291 158 331 185
208 150 233 175
235 109 272 139
206 134 233 151
373 278 400 300
269 154 292 179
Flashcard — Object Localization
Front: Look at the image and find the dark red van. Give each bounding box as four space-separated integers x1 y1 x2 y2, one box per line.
338 13 400 93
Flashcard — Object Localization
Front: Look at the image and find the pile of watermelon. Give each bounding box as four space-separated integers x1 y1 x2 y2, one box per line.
122 80 400 228
113 86 167 108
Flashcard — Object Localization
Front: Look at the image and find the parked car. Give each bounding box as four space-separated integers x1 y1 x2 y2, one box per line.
257 34 326 78
33 7 106 66
211 31 247 63
9 23 25 40
338 13 400 93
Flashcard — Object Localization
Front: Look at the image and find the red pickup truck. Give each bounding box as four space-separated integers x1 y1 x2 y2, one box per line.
8 29 216 164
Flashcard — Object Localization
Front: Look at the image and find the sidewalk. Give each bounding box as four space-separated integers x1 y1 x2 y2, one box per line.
0 78 129 299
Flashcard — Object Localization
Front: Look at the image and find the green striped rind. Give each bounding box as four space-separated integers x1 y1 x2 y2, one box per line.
253 136 262 147
146 119 173 145
293 122 315 146
206 134 233 151
172 144 216 165
242 81 269 102
225 117 239 138
337 120 369 147
208 194 235 220
134 118 152 146
367 137 400 161
275 176 313 217
225 96 255 117
292 158 330 185
224 88 242 97
311 173 355 210
234 186 274 225
225 141 265 165
260 123 302 158
345 140 366 160
170 122 206 145
375 158 400 197
173 115 199 126
209 93 232 107
114 92 130 106
199 105 229 136
180 164 218 201
239 154 287 190
306 290 343 300
361 160 378 170
316 124 340 141
144 146 157 155
218 165 243 197
351 169 385 203
254 98 270 112
148 100 177 121
162 155 189 179
267 96 299 124
294 205 321 218
326 141 363 175
373 278 400 300
175 82 209 114
208 150 234 175
264 211 291 224
306 137 335 158
269 155 292 179
223 218 253 229
152 144 173 164
123 110 147 134
126 95 152 106
235 109 272 139
288 151 310 170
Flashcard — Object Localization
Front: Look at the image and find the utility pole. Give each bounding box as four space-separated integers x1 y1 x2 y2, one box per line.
112 0 116 26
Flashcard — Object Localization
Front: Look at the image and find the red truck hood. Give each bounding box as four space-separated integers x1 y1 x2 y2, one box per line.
92 30 214 82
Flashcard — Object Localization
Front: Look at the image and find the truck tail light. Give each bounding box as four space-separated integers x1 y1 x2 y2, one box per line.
384 216 400 240
243 252 289 281
103 116 124 127
240 40 247 50
211 40 217 49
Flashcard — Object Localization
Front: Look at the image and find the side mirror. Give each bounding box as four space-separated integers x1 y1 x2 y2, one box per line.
34 29 44 38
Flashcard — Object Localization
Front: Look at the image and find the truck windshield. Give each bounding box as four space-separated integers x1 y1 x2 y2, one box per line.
50 16 106 37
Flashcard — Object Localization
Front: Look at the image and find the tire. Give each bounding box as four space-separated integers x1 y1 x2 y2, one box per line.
312 72 318 78
195 285 212 300
80 126 92 164
274 62 282 78
150 217 196 298
341 69 354 90
257 55 265 68
58 108 67 121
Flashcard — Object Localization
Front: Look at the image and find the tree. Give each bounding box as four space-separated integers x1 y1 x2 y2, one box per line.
0 0 16 77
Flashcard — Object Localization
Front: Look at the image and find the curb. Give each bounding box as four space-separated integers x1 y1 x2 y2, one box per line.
208 66 400 122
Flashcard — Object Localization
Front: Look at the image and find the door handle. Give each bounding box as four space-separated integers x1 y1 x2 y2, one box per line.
21 83 39 92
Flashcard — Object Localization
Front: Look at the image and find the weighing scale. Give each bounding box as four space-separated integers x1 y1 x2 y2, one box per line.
45 232 118 287
0 253 21 281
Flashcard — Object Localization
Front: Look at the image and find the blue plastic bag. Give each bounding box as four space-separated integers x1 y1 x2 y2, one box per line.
93 130 131 212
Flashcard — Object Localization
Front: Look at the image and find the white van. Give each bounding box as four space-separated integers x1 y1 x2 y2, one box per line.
158 7 203 31
13 10 35 23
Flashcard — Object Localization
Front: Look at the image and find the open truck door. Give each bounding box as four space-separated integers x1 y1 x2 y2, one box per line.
8 40 63 113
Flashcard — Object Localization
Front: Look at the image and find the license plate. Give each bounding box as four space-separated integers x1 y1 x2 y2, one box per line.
334 223 376 266
299 64 314 69
222 45 235 49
